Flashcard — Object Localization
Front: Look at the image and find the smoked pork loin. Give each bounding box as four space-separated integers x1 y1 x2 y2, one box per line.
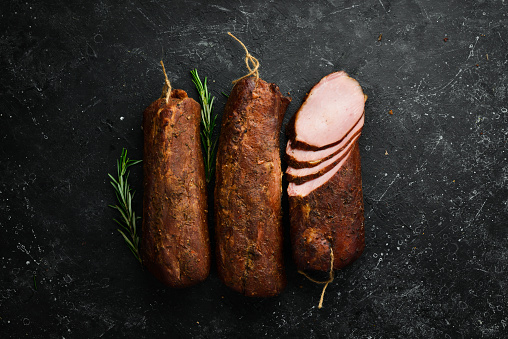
215 77 290 297
142 86 210 288
286 71 366 272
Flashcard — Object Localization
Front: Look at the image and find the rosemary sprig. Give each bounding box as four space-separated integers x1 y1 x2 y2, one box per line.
108 148 142 264
191 69 218 183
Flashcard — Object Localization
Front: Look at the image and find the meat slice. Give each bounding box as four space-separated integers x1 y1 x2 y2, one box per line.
286 114 364 169
287 71 365 151
286 132 359 184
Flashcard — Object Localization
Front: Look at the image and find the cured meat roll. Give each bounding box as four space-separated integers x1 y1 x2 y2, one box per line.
141 84 211 288
215 77 290 297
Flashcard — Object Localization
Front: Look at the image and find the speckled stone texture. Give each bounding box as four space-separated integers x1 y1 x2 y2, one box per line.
1 0 507 338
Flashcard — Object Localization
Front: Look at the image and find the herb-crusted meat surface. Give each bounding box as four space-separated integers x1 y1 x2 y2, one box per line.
214 77 290 297
141 89 210 288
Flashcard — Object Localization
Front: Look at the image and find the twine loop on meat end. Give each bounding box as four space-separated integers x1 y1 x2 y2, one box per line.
160 60 172 103
227 32 260 84
298 248 335 309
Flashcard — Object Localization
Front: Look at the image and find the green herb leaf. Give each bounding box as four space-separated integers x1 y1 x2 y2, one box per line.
191 69 218 183
108 148 142 264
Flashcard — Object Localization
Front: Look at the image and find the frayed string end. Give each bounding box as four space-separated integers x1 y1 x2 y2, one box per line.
298 248 335 309
160 60 172 103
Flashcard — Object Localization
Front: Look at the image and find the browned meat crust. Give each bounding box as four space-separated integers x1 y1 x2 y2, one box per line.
141 89 210 288
214 77 290 297
289 140 365 272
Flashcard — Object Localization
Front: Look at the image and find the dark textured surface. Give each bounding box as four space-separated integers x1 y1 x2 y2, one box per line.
1 0 507 337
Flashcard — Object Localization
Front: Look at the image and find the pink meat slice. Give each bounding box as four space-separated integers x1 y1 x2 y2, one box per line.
286 132 360 179
286 114 364 167
287 146 354 197
291 71 365 150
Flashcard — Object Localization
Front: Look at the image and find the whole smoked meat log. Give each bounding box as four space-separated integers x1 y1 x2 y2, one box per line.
141 81 210 288
215 77 290 297
287 71 366 272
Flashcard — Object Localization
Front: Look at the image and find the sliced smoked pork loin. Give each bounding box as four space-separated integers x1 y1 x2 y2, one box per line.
286 71 366 272
289 142 365 271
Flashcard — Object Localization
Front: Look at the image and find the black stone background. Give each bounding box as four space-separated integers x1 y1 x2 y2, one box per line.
1 0 507 338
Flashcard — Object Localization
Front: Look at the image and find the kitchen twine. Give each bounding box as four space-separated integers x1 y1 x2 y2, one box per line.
227 32 259 84
159 60 172 103
298 248 334 309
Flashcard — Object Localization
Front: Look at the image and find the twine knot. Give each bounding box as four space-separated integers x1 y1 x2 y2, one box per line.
228 32 260 84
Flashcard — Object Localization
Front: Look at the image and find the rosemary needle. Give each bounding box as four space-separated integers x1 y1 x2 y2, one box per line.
108 148 142 264
191 69 218 183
